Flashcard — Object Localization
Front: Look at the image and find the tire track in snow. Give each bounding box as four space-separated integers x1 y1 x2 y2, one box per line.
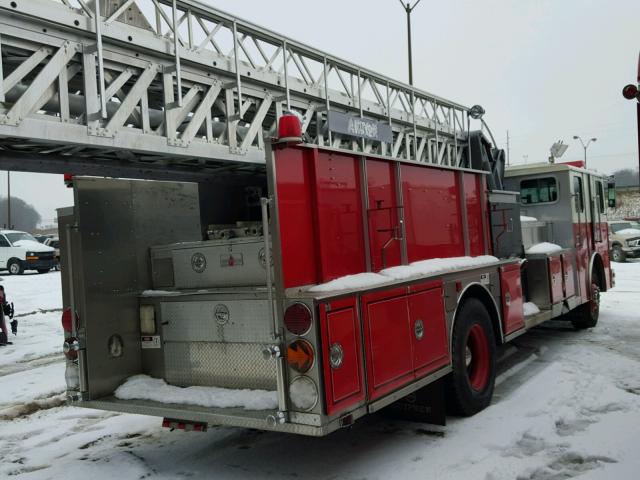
0 353 63 377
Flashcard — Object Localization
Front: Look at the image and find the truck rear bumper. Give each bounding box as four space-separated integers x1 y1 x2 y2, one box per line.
73 396 366 437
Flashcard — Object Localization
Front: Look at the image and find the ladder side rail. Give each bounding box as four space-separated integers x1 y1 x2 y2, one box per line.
0 0 471 167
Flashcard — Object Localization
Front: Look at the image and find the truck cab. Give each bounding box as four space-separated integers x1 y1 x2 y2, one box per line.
0 230 56 275
504 162 613 318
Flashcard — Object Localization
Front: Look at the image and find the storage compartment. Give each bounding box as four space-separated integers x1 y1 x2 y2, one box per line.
561 252 576 298
140 294 277 391
548 255 563 304
319 297 365 416
362 283 449 401
407 282 448 376
500 263 524 334
363 290 414 400
151 236 271 290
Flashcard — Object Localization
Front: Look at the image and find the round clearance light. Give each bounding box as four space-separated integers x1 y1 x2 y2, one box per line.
289 376 318 412
108 334 124 358
284 303 312 336
329 343 344 369
287 339 315 373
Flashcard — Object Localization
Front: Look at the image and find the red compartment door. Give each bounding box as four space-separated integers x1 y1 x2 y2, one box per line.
548 255 563 304
561 253 576 298
319 298 365 416
407 283 449 377
363 290 413 400
500 264 524 335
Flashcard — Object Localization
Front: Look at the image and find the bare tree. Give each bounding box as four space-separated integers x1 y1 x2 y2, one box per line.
0 197 42 231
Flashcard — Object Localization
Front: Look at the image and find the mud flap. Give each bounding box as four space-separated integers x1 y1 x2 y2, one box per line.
384 378 446 426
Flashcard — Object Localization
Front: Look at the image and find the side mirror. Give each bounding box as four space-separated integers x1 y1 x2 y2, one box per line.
607 180 616 208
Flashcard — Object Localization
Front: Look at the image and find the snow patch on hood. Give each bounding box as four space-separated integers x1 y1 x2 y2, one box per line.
520 215 539 222
12 240 54 252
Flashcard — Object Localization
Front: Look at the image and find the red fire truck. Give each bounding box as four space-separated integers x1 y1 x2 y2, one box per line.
0 0 615 437
56 114 615 435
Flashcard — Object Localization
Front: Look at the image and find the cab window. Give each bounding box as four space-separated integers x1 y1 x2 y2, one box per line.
0 235 10 247
520 177 558 204
595 180 605 213
573 176 584 213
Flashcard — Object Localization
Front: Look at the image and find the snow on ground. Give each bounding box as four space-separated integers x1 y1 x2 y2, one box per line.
0 270 63 313
1 265 640 479
0 272 64 375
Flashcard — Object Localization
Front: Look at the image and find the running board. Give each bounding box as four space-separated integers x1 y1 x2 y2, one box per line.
524 309 553 329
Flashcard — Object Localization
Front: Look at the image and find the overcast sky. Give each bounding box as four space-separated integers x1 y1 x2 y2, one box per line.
2 0 639 225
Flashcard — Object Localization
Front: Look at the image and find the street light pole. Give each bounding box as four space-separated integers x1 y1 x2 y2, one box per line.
6 170 10 229
398 0 422 86
572 135 597 169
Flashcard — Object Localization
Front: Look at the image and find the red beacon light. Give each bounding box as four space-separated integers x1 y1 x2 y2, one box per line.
277 113 303 144
64 173 74 188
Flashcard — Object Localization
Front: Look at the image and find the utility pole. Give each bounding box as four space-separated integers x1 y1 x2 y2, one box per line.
6 170 10 229
398 0 422 86
506 130 510 165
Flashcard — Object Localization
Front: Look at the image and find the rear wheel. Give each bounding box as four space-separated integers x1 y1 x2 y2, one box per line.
7 259 24 275
446 298 496 416
571 273 600 329
611 245 626 263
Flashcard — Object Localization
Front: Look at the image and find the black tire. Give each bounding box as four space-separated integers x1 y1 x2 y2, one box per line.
571 272 600 329
7 259 24 275
37 269 50 274
611 245 626 263
445 298 497 416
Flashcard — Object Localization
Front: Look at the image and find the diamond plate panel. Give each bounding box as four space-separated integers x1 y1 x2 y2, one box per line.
163 341 277 390
160 300 273 343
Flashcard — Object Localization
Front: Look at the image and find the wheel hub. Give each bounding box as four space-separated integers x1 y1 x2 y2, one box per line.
466 324 490 392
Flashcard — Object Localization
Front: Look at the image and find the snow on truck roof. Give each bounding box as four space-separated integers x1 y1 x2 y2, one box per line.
504 162 608 178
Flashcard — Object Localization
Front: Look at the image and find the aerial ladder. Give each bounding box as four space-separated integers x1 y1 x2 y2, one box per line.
0 0 476 181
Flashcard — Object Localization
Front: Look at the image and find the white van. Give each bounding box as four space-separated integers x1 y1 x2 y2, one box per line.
0 230 56 275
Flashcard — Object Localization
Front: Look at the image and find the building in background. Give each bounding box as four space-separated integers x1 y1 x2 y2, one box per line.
609 169 640 220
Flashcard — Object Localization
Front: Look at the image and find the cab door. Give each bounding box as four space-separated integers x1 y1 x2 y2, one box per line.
0 234 10 268
571 173 589 302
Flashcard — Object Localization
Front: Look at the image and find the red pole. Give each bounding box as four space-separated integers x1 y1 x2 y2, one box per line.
637 53 640 183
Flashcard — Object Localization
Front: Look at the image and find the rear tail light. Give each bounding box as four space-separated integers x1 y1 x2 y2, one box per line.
61 308 73 333
286 339 314 373
284 303 312 336
289 376 318 412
